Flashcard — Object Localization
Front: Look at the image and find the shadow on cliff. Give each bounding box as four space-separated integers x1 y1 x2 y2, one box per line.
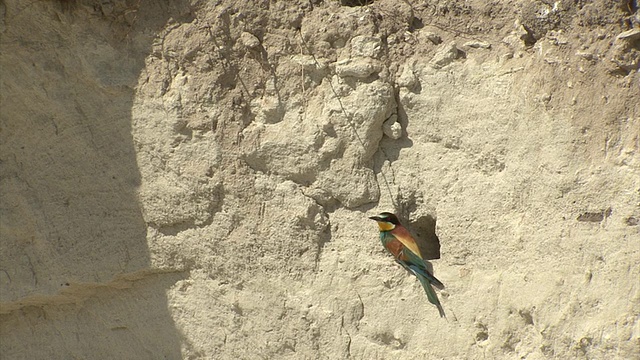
371 90 441 260
372 88 414 211
376 90 415 165
0 1 191 358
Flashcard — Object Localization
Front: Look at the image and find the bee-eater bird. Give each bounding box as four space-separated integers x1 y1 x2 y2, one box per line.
369 212 445 317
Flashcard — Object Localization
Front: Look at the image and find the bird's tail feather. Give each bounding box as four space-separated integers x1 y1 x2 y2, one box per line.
416 273 446 318
425 272 445 290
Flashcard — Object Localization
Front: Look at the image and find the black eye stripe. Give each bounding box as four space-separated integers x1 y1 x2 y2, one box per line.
376 212 399 225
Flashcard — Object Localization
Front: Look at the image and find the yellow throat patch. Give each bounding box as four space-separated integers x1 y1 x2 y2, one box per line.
376 221 396 232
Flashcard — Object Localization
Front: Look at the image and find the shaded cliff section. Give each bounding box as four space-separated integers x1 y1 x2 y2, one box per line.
0 1 191 358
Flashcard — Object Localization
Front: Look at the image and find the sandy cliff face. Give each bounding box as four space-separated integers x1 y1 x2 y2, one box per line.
1 0 638 359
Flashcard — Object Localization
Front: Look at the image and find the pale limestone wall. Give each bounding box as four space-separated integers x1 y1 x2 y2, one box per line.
1 0 638 359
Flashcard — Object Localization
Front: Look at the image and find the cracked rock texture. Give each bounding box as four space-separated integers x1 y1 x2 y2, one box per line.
1 0 639 359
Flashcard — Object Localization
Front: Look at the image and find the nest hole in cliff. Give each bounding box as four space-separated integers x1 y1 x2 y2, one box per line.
408 214 441 261
340 0 374 7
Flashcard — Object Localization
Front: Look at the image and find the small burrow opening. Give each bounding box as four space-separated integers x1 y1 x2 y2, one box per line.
340 0 374 7
409 214 441 261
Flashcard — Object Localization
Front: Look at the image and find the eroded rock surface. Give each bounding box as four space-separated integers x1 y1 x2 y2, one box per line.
1 0 638 359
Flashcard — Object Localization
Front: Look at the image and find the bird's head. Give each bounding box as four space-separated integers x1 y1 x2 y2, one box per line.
369 212 400 231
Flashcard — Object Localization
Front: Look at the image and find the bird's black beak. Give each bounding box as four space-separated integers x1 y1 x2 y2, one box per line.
369 216 381 221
